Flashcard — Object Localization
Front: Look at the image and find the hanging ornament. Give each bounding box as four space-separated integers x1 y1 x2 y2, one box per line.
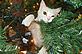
13 11 23 17
11 0 23 4
21 31 32 44
0 0 2 4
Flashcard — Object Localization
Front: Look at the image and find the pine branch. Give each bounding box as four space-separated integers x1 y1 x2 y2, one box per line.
64 0 82 9
0 26 18 54
40 10 82 54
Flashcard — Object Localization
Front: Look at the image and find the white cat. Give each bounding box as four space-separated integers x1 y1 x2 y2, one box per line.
22 0 61 26
35 0 61 23
22 0 61 54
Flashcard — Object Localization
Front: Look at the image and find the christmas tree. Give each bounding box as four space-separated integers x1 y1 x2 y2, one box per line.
0 26 18 54
0 0 82 54
40 10 82 54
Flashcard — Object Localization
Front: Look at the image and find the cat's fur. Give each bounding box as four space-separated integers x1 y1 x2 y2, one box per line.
22 0 61 54
35 0 61 23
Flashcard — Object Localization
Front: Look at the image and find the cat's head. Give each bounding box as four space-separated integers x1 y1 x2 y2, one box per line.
36 0 61 23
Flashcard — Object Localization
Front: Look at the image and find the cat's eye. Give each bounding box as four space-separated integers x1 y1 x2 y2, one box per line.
43 11 47 15
51 15 54 17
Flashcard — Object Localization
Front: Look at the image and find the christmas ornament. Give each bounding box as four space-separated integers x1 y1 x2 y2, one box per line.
11 0 23 4
0 0 2 4
13 11 23 17
21 31 32 44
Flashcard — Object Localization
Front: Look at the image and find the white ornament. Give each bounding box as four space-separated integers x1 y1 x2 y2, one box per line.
22 38 28 44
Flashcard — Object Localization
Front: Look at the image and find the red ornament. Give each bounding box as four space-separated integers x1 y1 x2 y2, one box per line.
12 0 23 4
13 11 23 17
0 0 2 4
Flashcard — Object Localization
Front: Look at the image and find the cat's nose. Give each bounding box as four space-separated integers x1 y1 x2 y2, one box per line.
47 16 51 20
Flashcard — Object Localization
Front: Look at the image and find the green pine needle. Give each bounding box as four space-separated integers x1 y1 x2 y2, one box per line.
39 10 82 54
0 26 18 54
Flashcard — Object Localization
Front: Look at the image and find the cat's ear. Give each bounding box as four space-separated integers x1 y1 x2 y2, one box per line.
40 0 46 8
22 14 34 27
53 7 61 16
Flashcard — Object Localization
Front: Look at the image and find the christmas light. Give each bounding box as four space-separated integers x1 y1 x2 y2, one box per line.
10 3 12 5
33 6 36 8
8 7 10 9
36 3 39 6
25 9 27 11
25 15 27 16
31 39 34 43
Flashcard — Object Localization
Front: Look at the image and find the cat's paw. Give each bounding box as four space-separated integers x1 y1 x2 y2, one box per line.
22 14 34 27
